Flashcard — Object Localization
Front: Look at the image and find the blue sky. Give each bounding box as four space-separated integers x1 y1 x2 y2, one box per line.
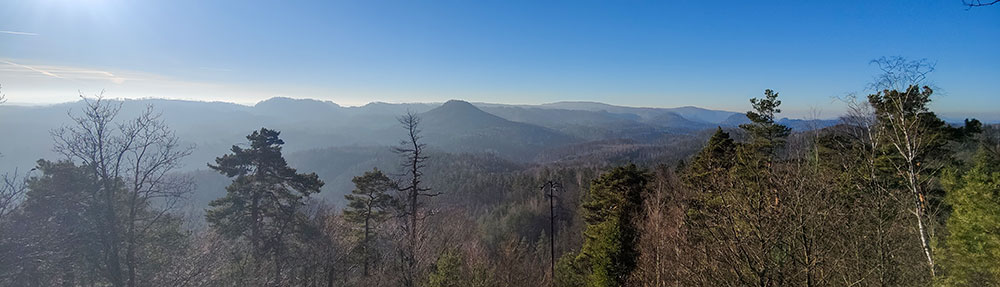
1 0 998 119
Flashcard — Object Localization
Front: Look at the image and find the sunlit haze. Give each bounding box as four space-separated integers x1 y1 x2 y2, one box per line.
3 2 1000 286
2 1 997 119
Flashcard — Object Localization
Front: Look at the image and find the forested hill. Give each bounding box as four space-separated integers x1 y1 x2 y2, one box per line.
2 88 997 286
0 97 836 173
0 97 831 206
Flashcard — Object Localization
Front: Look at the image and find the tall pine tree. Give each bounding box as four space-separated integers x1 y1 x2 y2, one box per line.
682 128 737 249
206 128 323 284
740 89 792 157
940 146 1000 285
0 160 101 286
577 164 649 287
343 168 396 277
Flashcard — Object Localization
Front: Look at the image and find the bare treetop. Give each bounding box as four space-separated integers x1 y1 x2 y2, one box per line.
49 92 194 287
868 56 936 92
964 0 1000 7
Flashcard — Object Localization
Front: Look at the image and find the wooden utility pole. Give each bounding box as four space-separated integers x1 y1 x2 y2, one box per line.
540 180 562 285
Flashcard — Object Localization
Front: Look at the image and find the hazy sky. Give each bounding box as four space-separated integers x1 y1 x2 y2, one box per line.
1 0 998 119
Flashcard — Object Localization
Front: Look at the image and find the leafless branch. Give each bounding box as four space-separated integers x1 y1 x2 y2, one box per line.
51 92 194 286
868 57 935 92
0 168 30 223
963 0 1000 7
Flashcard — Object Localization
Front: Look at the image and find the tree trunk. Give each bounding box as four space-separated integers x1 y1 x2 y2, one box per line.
363 211 371 277
102 180 125 287
907 163 935 277
326 265 335 287
273 244 283 285
406 189 417 287
125 190 140 287
914 202 935 277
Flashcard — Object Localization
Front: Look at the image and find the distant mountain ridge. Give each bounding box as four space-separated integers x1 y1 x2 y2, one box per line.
419 100 577 160
536 101 739 124
0 96 887 206
1 96 836 176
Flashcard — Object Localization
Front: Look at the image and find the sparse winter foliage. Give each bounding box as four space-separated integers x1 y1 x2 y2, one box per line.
0 57 996 287
394 111 438 287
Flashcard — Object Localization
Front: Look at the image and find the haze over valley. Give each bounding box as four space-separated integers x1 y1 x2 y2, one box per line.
2 96 841 206
2 1 998 286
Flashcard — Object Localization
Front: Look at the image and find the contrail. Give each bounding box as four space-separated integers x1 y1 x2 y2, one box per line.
0 30 39 36
2 60 63 78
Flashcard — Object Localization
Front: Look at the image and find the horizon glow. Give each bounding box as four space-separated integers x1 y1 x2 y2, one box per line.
1 1 998 120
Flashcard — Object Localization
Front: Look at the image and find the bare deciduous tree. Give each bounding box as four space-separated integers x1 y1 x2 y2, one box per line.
393 111 439 287
866 57 950 278
0 169 28 227
52 94 193 287
869 86 943 277
629 166 688 286
0 84 15 216
837 94 907 285
963 0 1000 7
157 230 230 287
0 84 26 221
868 56 935 92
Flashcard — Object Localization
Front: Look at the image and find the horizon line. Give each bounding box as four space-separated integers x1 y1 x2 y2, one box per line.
5 95 996 123
0 95 742 113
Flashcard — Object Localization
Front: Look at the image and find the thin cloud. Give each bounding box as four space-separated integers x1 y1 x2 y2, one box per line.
2 60 62 79
198 67 234 72
0 30 38 36
0 59 272 105
1 60 129 84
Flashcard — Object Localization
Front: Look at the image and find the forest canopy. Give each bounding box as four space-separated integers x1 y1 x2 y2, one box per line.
0 58 998 286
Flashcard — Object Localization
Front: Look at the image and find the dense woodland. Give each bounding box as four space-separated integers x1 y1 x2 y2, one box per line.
1 59 999 287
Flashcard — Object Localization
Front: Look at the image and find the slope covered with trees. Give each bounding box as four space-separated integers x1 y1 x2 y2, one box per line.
0 58 998 286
